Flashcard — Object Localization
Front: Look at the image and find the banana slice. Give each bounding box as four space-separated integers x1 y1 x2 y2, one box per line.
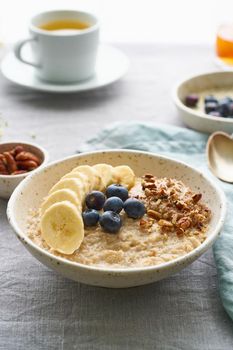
112 165 136 189
41 189 82 215
49 178 85 204
71 165 104 191
62 171 90 193
41 201 84 255
93 164 113 189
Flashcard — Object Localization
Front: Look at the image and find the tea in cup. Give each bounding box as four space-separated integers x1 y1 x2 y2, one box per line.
14 10 99 83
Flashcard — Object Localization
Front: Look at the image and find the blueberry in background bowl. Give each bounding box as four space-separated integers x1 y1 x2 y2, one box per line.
217 99 231 118
205 102 218 114
204 95 218 104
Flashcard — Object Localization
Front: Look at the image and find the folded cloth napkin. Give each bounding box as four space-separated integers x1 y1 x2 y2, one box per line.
79 121 233 321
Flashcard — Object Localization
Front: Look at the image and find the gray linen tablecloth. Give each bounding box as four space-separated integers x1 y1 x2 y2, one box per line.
0 44 232 349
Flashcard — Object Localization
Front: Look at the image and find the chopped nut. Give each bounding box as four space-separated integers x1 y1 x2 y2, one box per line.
192 193 202 203
143 173 154 179
176 227 184 236
177 217 192 230
144 183 156 189
167 179 174 187
171 213 178 225
147 178 155 183
148 250 156 257
203 208 211 218
157 188 167 197
196 222 203 229
139 218 153 231
163 233 168 241
158 219 173 227
140 219 147 226
162 212 172 220
147 209 162 220
175 201 186 210
145 188 152 197
196 214 206 222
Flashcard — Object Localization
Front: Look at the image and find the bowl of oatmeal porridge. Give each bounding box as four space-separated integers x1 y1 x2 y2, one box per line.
7 150 226 288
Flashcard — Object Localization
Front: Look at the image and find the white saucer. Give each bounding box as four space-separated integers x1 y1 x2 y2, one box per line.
1 45 129 93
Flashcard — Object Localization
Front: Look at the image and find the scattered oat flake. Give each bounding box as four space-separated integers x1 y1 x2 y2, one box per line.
30 132 37 139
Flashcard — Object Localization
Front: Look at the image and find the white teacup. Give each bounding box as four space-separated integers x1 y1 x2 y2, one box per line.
14 10 99 83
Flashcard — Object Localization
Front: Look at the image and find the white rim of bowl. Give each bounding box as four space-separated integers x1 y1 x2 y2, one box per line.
172 70 233 124
0 141 49 179
7 149 227 274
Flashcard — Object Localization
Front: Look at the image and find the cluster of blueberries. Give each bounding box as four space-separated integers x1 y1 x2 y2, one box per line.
82 184 146 233
185 94 233 118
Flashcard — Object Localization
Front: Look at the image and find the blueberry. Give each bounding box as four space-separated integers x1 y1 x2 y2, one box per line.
185 94 199 107
106 184 128 201
221 97 233 104
208 111 222 117
103 196 123 213
217 99 230 117
228 102 233 117
205 102 218 114
82 209 100 227
85 191 106 210
124 198 146 219
204 95 218 104
99 211 122 233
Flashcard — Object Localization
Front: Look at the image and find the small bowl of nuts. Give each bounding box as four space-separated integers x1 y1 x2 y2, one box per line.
0 141 49 199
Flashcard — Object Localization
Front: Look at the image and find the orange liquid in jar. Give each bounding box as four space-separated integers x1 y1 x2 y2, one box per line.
216 24 233 65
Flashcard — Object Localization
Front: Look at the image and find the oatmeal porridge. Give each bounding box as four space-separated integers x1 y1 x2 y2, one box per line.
27 164 211 268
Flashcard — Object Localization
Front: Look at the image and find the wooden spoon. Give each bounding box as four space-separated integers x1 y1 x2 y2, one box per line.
207 131 233 183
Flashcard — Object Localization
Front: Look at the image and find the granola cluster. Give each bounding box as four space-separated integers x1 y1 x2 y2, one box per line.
136 174 211 238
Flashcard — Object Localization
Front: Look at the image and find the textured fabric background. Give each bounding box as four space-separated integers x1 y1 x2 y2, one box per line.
0 45 233 349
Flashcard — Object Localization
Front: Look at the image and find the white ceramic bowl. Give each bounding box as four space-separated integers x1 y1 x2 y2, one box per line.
173 71 233 133
0 141 49 199
7 150 226 288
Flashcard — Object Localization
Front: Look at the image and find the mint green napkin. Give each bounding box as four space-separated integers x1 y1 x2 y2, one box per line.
80 121 233 321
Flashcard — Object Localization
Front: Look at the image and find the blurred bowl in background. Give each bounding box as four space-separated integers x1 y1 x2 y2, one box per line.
173 71 233 133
